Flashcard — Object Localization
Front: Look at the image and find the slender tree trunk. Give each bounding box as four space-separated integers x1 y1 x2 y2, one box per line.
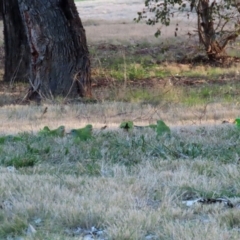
197 0 222 60
1 0 91 100
197 0 238 61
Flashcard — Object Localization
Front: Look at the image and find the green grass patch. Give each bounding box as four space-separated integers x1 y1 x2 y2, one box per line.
90 43 240 106
1 123 240 172
0 215 27 238
112 82 240 106
91 44 240 82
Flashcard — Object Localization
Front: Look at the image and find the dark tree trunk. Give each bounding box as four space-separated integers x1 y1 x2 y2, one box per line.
1 0 30 84
1 0 91 100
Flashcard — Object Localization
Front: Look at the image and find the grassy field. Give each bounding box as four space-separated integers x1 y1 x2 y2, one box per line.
1 107 240 240
1 1 240 239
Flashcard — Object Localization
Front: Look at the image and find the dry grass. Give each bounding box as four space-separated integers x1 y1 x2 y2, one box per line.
0 159 239 240
0 103 240 239
0 102 239 135
1 1 240 239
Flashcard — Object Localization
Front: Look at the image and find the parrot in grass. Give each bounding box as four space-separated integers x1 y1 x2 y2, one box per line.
120 121 134 131
235 118 240 128
38 126 65 137
69 124 93 141
133 121 170 137
156 120 171 136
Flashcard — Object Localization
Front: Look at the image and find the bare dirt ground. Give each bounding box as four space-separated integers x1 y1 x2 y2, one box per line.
75 0 196 44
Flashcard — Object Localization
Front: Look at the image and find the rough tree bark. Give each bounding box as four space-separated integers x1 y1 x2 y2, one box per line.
1 0 29 84
1 0 91 100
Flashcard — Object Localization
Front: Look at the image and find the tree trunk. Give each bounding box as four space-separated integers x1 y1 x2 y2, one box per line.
1 0 30 84
197 0 223 60
197 0 238 61
1 0 91 100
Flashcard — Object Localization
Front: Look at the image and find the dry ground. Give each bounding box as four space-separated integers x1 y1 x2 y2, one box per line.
0 102 239 135
76 0 196 44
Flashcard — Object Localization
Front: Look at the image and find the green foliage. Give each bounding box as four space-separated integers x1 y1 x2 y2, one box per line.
0 122 240 174
0 215 27 238
4 155 37 168
151 125 240 162
0 135 22 145
101 132 145 166
27 144 50 155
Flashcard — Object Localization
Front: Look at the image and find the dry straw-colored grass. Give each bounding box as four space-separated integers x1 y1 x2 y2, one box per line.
0 103 240 239
0 102 239 134
1 1 240 239
1 147 240 239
